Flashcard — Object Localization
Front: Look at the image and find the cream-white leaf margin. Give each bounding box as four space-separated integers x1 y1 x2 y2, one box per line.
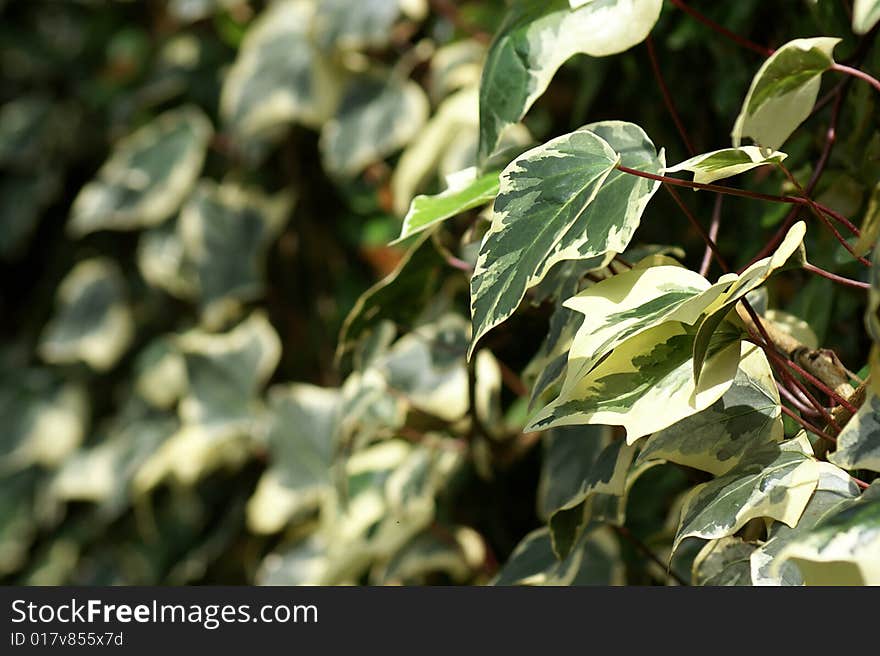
664 146 787 185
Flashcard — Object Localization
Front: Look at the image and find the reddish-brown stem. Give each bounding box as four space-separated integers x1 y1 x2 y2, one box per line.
803 262 870 290
852 476 870 490
762 344 841 430
617 165 804 204
780 405 838 443
744 89 844 269
646 35 696 156
831 62 880 95
783 357 859 413
664 185 730 272
700 195 722 277
668 0 774 57
777 382 823 418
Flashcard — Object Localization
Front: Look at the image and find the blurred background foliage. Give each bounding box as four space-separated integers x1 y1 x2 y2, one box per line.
0 0 875 585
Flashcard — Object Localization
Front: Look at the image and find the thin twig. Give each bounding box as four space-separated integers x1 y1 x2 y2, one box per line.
646 35 696 156
668 0 774 57
700 195 723 277
803 262 869 290
831 62 880 95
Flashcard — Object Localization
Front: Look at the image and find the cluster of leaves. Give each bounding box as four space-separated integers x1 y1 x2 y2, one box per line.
3 0 880 585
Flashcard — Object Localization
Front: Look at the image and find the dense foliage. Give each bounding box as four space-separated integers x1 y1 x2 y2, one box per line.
3 0 880 586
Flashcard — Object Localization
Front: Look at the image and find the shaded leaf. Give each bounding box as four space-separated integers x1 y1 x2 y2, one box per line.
853 0 880 34
68 106 212 236
829 392 880 472
38 258 134 372
692 537 755 586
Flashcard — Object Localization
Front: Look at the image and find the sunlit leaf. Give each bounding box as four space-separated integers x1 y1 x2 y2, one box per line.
750 462 859 586
732 37 840 150
38 258 134 372
313 0 416 52
478 0 662 162
673 434 820 551
527 322 744 443
68 106 212 236
638 345 782 475
470 121 664 356
772 483 880 585
665 146 787 184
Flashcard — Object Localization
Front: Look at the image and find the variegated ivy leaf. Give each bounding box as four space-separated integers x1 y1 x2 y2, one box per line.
829 392 880 473
732 38 840 150
538 424 612 520
673 434 820 552
477 0 662 162
544 436 635 559
313 0 423 53
68 106 212 236
429 40 486 101
134 313 281 491
320 74 429 178
337 232 447 362
372 314 470 423
664 146 787 185
854 181 880 257
492 526 624 586
178 181 294 328
38 258 134 372
693 221 806 383
247 384 342 534
638 345 782 476
751 462 859 586
772 483 880 585
392 88 480 217
133 337 187 410
0 369 88 471
527 321 744 444
136 218 199 300
692 537 756 586
176 311 281 428
853 0 880 34
220 0 340 138
868 247 880 391
470 121 664 357
394 167 500 243
49 404 178 519
561 264 732 390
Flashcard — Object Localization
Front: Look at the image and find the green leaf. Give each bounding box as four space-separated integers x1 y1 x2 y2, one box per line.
492 526 623 586
38 258 134 372
220 0 341 137
829 392 880 473
178 181 294 328
692 537 755 586
394 168 500 244
773 483 880 585
664 146 787 185
693 221 806 383
638 345 782 475
320 74 429 178
68 106 212 236
545 438 635 559
470 121 664 356
247 384 341 534
853 0 880 34
732 37 840 150
538 425 612 520
337 232 447 362
375 526 486 585
673 435 820 552
527 321 744 443
478 0 662 162
750 463 859 586
854 181 880 257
